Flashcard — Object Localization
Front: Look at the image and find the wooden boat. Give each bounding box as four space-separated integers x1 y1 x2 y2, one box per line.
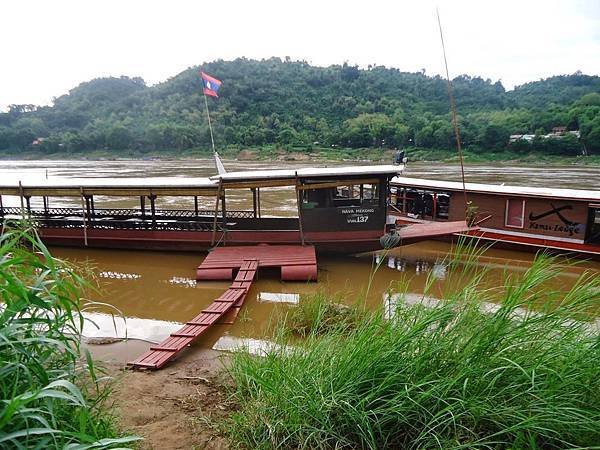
0 164 470 254
390 177 600 258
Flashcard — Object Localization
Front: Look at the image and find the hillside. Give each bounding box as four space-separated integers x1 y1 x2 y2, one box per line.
0 58 599 156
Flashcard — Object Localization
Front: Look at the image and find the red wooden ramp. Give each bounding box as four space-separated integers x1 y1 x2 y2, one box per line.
128 245 317 370
128 259 258 370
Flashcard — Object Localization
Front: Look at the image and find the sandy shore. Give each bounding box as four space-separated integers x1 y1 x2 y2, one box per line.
91 341 233 449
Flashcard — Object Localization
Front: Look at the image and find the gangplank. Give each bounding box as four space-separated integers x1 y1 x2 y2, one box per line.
128 245 317 370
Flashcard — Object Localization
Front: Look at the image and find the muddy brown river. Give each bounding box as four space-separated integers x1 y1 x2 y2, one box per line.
1 159 598 362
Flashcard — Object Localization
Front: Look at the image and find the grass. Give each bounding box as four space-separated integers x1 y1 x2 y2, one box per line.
227 251 600 449
0 225 139 449
286 291 367 337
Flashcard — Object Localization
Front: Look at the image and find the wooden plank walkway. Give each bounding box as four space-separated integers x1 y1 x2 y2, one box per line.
128 259 258 370
128 245 317 370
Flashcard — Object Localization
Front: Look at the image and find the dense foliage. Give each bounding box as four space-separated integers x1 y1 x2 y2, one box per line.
0 58 599 156
0 226 138 448
228 252 600 449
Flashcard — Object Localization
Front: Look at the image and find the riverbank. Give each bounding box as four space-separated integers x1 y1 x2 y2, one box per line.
3 225 599 448
105 348 231 450
1 145 599 165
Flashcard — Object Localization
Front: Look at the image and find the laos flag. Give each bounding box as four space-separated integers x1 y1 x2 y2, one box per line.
201 71 222 98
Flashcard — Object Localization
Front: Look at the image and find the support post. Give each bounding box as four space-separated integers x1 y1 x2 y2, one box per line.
251 188 257 218
80 188 88 247
140 196 146 219
257 188 261 218
433 193 437 221
295 172 305 246
211 179 223 246
194 196 199 216
149 194 156 226
221 192 226 225
18 181 25 220
85 196 92 218
43 196 48 215
0 195 3 217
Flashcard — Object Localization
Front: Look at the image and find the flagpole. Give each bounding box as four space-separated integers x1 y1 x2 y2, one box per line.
203 91 216 153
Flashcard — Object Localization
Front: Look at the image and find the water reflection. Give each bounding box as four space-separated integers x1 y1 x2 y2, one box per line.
212 335 292 356
376 254 447 279
382 292 600 332
99 271 141 280
258 292 300 305
81 311 181 343
163 276 197 288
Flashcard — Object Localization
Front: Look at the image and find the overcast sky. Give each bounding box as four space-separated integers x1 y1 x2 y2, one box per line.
1 0 599 111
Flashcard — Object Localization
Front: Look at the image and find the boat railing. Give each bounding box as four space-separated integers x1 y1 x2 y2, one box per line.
0 216 223 232
0 207 255 220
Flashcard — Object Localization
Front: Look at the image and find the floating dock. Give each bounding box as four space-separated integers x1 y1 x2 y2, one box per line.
196 244 318 282
128 245 317 370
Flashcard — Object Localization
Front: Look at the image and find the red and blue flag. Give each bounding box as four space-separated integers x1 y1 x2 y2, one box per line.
201 71 222 98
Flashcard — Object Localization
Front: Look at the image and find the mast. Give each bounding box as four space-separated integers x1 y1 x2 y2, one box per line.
436 8 469 220
203 92 216 154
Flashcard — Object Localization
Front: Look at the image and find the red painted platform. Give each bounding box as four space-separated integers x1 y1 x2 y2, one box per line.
128 245 317 370
196 244 317 282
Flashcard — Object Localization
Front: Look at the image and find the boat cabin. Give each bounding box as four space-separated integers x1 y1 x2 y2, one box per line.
390 177 600 256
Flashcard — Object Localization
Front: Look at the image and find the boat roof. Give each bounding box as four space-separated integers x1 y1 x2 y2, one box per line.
0 164 404 197
0 177 219 197
211 164 404 182
391 176 600 202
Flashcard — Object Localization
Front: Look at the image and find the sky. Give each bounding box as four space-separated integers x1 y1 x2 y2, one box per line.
1 0 599 111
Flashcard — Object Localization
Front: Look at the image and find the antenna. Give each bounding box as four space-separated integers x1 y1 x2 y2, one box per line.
436 7 469 219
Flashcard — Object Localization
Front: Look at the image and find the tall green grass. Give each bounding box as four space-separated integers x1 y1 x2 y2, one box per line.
228 253 600 449
287 291 367 337
0 226 139 449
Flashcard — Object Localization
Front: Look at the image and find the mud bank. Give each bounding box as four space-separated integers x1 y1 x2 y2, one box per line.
99 344 232 450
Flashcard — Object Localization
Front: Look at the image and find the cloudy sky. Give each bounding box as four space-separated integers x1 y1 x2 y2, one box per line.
1 0 599 110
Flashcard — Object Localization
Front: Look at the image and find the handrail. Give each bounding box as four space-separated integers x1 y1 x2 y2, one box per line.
0 206 255 220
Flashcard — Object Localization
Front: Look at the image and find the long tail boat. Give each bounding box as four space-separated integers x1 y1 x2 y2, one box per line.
389 177 600 258
0 162 470 254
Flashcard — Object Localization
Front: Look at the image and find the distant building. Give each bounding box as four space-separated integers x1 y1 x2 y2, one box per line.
509 128 580 145
547 127 580 139
31 137 46 146
509 134 535 143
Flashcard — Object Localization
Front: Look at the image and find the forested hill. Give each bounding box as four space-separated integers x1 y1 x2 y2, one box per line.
1 58 599 156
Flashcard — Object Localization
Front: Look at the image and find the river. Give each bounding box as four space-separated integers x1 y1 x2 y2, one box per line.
1 159 598 362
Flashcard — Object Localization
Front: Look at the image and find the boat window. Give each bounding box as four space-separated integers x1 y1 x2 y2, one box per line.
587 208 600 244
393 187 450 220
505 199 525 228
301 188 329 209
301 183 380 209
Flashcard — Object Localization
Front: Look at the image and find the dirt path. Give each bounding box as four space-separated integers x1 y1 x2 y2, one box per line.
102 345 233 449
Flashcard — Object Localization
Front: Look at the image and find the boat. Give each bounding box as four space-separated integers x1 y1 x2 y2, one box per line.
389 177 600 258
0 162 471 254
